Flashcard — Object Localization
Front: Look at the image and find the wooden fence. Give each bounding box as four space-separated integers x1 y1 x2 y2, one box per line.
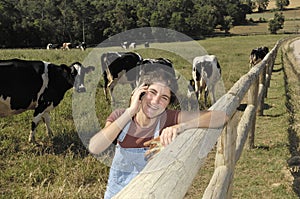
113 39 284 199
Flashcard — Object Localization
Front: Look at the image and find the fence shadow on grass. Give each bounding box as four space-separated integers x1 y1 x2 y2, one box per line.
282 47 300 198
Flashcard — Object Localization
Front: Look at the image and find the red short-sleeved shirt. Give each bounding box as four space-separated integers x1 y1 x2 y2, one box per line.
106 109 180 148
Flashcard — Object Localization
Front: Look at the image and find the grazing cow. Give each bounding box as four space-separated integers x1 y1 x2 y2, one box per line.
46 43 60 50
61 42 71 50
139 58 173 69
191 55 222 106
101 52 143 101
61 42 87 51
137 57 177 92
0 59 95 143
129 42 136 49
78 42 87 51
121 42 130 49
144 42 150 48
138 58 175 80
249 46 269 67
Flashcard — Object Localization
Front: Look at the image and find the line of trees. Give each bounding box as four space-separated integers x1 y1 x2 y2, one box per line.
0 0 280 48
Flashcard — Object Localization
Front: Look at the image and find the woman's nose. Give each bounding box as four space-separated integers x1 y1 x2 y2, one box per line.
151 95 160 104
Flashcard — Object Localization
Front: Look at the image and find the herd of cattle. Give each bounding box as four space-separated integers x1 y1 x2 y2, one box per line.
0 45 269 143
47 42 87 51
120 41 150 49
46 41 150 51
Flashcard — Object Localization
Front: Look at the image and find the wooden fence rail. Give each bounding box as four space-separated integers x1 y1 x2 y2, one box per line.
204 40 282 199
113 39 284 199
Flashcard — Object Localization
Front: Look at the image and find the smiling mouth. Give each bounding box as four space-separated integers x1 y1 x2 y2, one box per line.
148 103 159 110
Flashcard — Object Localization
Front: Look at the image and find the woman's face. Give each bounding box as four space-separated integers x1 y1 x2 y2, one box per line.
141 82 171 119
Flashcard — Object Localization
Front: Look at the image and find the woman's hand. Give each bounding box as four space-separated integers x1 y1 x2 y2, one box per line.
127 84 148 116
143 123 187 159
160 123 187 146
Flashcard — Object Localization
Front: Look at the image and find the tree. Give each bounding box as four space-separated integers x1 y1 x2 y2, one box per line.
186 4 217 36
169 12 186 32
276 0 290 11
225 2 247 25
0 0 249 48
220 16 233 34
240 0 256 13
268 12 285 34
256 0 270 12
0 0 21 47
136 3 151 27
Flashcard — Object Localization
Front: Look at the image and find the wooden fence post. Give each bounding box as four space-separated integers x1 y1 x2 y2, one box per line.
265 58 271 97
214 113 239 199
258 62 267 116
265 50 276 96
247 75 259 149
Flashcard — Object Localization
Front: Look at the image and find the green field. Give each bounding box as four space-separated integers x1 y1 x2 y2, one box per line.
1 0 300 197
230 0 300 35
1 33 298 198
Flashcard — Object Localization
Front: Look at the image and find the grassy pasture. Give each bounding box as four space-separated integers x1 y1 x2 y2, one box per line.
247 8 300 21
231 19 300 35
1 0 299 197
230 0 300 35
1 33 297 198
268 0 300 10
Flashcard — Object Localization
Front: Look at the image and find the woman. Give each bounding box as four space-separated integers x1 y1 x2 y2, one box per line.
89 67 228 199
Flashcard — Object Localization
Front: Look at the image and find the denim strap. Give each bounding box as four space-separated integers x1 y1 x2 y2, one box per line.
117 119 161 142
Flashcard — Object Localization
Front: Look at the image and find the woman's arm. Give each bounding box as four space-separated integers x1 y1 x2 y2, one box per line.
178 110 229 129
88 84 148 154
160 110 228 146
88 109 133 154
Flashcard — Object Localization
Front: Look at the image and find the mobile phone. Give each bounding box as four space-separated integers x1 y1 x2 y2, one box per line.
139 92 145 100
138 83 149 100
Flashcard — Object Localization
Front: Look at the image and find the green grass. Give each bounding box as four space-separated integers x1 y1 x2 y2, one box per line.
184 35 299 199
2 2 300 198
232 54 296 198
1 34 298 198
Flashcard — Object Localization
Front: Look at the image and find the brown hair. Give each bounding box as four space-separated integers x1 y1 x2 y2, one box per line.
138 66 178 104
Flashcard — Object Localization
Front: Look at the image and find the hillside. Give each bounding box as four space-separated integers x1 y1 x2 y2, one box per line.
230 0 300 35
268 0 300 9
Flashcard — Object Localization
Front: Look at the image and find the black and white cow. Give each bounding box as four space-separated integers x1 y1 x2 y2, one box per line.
121 42 130 50
190 55 222 106
78 42 87 51
249 46 269 67
101 52 143 101
144 42 150 48
0 59 95 143
46 43 60 50
136 57 178 95
139 58 173 70
129 42 136 49
137 57 175 81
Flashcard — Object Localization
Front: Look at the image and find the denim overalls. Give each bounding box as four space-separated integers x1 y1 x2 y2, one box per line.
104 120 160 199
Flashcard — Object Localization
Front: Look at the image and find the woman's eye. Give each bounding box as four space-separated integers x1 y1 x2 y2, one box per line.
161 96 169 101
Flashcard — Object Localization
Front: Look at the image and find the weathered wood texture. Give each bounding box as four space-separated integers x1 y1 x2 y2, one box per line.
114 40 283 199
